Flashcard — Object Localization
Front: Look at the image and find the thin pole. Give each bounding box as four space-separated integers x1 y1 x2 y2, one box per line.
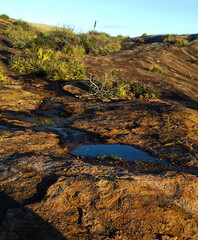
94 20 97 29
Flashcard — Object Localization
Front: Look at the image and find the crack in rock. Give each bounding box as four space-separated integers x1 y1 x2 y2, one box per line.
23 174 59 205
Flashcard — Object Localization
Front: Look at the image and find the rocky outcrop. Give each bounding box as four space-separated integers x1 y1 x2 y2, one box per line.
0 21 198 239
0 149 198 239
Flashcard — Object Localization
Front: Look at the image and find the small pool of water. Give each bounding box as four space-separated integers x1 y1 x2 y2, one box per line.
72 144 169 164
72 144 198 175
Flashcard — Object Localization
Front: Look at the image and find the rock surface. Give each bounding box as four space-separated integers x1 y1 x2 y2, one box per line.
0 20 198 239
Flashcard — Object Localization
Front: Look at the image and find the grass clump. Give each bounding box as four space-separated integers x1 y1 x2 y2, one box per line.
0 14 10 20
47 27 80 52
163 35 189 46
150 65 165 74
25 32 54 50
7 20 38 49
9 48 85 81
0 68 9 84
88 72 158 100
80 31 123 55
65 45 86 56
97 155 125 165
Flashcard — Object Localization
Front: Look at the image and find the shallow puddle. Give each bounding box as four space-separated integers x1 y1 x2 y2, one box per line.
72 144 198 175
72 144 168 164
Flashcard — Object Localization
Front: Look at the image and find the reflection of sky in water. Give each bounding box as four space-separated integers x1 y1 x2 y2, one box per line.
72 144 169 164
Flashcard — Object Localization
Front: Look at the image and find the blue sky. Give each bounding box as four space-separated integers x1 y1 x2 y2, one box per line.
1 0 198 37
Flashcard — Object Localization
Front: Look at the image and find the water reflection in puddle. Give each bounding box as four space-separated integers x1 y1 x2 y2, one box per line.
72 144 198 175
72 144 168 164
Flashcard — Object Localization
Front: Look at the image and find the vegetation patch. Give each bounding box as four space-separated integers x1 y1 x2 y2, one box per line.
6 20 124 56
0 67 10 84
9 48 85 81
80 31 124 55
88 72 158 100
6 19 126 84
163 35 189 47
6 20 38 49
97 155 126 166
150 65 166 74
0 14 10 20
33 117 60 125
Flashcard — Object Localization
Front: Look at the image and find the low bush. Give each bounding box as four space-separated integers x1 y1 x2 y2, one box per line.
25 32 54 50
163 35 189 46
88 73 158 100
80 31 123 55
9 48 85 81
64 45 86 56
0 14 10 20
47 27 80 51
7 20 38 49
48 56 85 81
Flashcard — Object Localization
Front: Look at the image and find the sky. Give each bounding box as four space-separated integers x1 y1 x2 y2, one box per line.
0 0 198 37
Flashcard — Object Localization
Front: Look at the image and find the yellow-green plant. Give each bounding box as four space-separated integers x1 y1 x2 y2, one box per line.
163 35 189 46
65 45 86 56
7 20 38 49
0 14 10 20
97 155 125 164
9 48 85 80
9 48 53 74
47 27 80 51
80 31 123 55
0 68 9 84
37 48 54 65
150 65 165 74
48 56 85 81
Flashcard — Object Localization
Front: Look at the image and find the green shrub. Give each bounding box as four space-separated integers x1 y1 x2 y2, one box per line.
25 32 54 50
129 80 158 99
64 45 86 56
150 65 165 74
48 56 85 81
9 48 85 81
0 14 10 20
163 35 189 46
80 31 123 55
175 39 189 47
88 73 158 100
47 27 80 51
7 20 38 49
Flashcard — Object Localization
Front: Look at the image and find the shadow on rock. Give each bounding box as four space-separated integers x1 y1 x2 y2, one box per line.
0 191 66 240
